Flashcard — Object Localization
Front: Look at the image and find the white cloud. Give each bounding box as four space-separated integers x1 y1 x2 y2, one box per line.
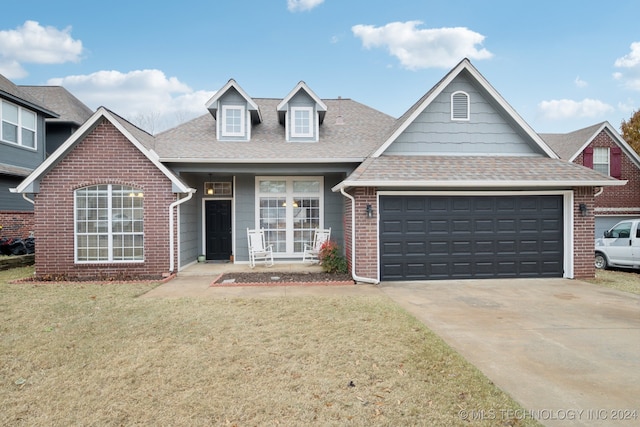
0 20 83 78
538 98 614 120
287 0 324 12
574 76 588 88
48 69 214 133
613 42 640 91
351 21 492 70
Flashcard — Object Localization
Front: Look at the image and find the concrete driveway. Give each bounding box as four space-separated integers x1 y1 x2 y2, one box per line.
379 278 640 427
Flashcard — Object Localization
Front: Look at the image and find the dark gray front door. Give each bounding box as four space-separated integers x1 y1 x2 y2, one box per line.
379 195 564 281
205 200 232 261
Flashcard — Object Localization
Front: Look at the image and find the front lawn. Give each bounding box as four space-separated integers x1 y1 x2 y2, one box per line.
1 267 540 426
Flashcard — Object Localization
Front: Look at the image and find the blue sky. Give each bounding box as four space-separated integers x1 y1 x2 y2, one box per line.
2 0 639 134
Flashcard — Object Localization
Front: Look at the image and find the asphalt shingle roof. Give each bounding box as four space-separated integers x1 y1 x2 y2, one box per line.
154 98 396 162
539 122 605 160
340 155 621 187
20 86 93 126
0 74 57 117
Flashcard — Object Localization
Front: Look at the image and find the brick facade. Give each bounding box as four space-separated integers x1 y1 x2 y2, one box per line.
0 211 34 239
575 130 640 214
350 187 378 280
33 119 177 280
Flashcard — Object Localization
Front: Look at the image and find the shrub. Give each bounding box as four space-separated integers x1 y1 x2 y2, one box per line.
318 240 348 274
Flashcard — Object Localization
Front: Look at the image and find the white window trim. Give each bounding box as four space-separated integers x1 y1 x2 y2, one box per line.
220 105 246 138
74 184 144 264
451 91 470 121
0 99 37 150
255 176 324 256
290 106 314 138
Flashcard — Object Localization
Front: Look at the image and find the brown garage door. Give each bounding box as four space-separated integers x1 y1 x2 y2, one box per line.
379 195 564 280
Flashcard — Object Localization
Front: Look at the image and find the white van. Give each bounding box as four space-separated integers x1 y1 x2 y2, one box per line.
595 219 640 269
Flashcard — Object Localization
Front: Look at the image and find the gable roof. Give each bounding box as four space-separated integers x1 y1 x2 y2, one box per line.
371 58 558 159
12 107 192 194
205 79 262 123
277 81 328 124
155 97 395 163
0 74 58 118
540 121 640 168
19 85 93 126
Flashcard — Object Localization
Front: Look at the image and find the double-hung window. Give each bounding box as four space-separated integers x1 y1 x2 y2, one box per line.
256 177 322 255
75 185 144 262
1 100 36 148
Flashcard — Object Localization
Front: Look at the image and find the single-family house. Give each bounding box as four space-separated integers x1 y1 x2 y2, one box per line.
12 59 624 282
541 122 640 238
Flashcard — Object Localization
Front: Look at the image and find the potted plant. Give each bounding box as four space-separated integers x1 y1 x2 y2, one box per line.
197 254 206 263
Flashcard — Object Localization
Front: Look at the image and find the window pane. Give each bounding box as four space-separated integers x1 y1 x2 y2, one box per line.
21 129 35 148
293 180 320 193
21 110 35 129
259 180 286 193
294 109 310 135
2 102 18 122
2 122 17 143
225 108 242 134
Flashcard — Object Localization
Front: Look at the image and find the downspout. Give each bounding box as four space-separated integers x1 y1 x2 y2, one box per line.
22 193 35 205
340 186 379 284
169 189 196 273
594 186 604 197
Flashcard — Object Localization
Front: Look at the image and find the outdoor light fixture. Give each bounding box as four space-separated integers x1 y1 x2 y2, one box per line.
579 203 588 217
366 204 373 218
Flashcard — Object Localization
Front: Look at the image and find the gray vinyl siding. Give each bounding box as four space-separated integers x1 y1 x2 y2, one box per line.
0 176 33 211
323 174 345 252
0 114 47 169
233 174 256 262
178 193 198 268
385 72 541 156
218 90 250 141
285 91 318 143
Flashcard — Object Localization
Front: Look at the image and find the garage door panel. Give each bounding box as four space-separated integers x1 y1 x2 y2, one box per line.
380 195 563 280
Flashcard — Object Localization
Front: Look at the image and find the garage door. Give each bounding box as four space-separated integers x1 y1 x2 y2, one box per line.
380 195 564 280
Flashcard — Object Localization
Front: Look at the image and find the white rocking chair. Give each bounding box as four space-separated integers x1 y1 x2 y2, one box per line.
303 228 331 263
247 228 274 268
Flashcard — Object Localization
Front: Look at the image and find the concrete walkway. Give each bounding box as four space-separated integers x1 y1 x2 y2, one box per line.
379 278 640 427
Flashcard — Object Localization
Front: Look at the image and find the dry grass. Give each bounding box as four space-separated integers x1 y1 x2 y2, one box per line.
584 268 640 295
1 267 540 426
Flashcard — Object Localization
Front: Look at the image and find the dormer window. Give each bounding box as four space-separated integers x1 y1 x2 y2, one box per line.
291 107 313 137
451 91 470 121
222 105 245 137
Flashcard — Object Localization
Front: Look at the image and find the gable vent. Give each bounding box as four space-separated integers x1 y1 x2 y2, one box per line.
451 91 469 120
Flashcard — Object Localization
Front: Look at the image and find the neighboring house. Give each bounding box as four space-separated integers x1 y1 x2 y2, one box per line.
0 74 57 239
12 59 623 282
20 85 94 155
0 75 93 240
541 122 640 238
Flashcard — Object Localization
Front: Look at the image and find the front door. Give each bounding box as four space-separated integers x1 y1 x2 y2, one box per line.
205 200 232 261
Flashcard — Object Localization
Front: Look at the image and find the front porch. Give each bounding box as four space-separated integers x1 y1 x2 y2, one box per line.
179 261 324 277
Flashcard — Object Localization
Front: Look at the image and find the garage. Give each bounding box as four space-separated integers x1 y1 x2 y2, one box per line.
379 195 564 280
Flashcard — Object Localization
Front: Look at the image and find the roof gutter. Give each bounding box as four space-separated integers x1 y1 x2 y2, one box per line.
169 189 196 273
339 187 379 285
335 179 627 190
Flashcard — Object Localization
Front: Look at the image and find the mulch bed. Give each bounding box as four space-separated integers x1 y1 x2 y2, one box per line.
211 271 354 287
